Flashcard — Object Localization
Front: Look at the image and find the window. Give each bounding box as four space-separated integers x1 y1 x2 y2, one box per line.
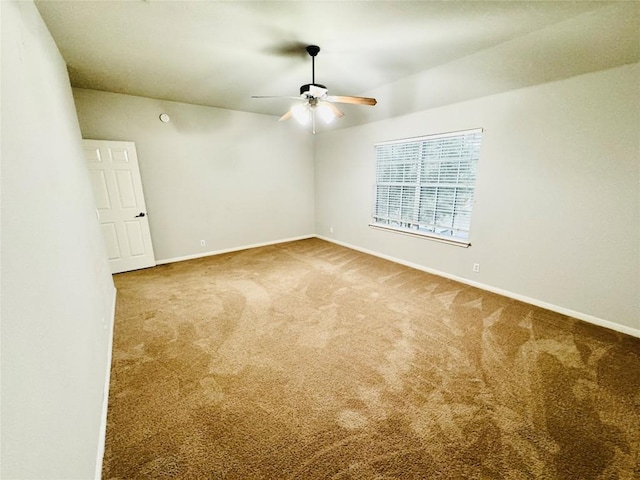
371 128 483 246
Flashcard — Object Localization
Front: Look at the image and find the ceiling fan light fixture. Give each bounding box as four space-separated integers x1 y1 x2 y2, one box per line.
291 103 312 125
316 102 337 124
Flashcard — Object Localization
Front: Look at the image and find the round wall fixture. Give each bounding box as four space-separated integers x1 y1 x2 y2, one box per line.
159 113 170 123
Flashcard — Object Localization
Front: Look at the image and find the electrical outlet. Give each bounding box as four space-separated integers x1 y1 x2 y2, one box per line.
329 226 334 233
473 263 480 273
200 240 206 247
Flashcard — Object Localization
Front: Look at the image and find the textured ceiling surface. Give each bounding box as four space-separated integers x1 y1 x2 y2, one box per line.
35 1 640 127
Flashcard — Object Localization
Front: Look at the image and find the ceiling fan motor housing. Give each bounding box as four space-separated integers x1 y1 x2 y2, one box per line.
300 83 327 96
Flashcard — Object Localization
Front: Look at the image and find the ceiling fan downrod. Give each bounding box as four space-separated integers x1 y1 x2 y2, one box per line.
307 44 321 88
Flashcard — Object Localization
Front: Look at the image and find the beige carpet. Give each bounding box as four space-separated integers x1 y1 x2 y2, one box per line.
103 238 640 479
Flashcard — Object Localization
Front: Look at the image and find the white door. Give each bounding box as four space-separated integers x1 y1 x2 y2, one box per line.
83 140 156 274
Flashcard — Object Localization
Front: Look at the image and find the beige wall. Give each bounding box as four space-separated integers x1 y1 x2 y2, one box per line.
314 63 640 334
1 2 116 478
72 89 315 263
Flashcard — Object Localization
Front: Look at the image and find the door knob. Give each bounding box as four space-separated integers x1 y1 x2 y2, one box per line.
135 212 146 218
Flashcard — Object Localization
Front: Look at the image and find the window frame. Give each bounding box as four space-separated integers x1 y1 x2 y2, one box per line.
370 128 483 247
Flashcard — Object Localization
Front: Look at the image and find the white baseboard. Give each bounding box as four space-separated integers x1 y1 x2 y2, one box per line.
95 286 117 480
155 234 315 265
316 235 640 339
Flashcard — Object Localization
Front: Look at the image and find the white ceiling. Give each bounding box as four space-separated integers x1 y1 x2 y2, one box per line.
35 1 640 128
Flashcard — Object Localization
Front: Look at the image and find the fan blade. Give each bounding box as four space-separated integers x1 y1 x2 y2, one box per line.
326 95 377 106
278 110 293 122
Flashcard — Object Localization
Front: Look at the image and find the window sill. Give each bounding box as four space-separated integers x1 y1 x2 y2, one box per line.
368 223 471 248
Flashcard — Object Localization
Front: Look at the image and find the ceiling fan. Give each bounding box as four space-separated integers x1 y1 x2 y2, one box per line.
252 45 377 134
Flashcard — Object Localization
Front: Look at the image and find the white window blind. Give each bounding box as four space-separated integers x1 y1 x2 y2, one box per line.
372 128 483 245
